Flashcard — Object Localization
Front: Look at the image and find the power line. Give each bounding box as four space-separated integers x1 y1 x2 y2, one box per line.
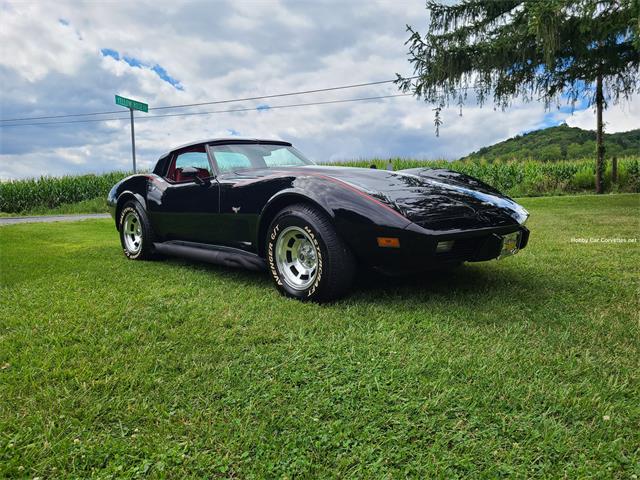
144 93 414 119
0 77 416 123
0 93 414 128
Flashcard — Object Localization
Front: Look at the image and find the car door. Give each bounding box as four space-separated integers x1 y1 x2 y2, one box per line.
208 144 304 252
208 148 261 250
151 145 221 244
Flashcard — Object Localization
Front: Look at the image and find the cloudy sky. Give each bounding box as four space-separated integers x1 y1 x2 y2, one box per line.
0 0 638 180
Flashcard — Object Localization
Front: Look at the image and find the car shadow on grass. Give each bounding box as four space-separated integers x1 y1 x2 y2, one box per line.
161 255 552 310
159 256 271 285
337 264 556 305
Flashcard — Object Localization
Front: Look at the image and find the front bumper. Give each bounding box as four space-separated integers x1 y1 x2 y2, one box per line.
360 223 530 275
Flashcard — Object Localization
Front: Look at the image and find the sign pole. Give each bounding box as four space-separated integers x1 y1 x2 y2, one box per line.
115 95 148 173
129 107 136 173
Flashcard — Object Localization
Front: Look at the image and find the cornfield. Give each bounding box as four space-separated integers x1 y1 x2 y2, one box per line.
0 171 130 213
1 157 638 213
329 156 640 198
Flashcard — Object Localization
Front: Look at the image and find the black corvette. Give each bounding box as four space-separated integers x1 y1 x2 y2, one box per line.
108 138 529 301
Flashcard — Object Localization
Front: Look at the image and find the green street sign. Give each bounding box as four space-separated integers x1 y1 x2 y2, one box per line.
115 95 148 112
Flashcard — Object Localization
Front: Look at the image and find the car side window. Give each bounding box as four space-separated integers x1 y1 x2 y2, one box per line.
214 151 252 174
166 148 212 183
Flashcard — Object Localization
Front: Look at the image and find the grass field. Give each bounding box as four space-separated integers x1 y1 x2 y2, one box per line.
1 194 638 478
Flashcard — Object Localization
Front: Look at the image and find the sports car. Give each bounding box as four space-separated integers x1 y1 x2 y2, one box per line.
108 138 529 301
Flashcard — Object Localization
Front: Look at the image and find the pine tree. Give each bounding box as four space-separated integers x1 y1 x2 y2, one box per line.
397 0 640 193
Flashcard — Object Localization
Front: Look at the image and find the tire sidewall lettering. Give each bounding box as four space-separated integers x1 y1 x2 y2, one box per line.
120 206 142 259
267 223 283 286
267 218 323 298
303 225 323 297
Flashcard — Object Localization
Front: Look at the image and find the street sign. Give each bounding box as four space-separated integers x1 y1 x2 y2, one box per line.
115 95 148 113
115 95 148 173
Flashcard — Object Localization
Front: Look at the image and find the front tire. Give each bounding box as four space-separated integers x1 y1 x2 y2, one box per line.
118 201 156 260
266 204 355 301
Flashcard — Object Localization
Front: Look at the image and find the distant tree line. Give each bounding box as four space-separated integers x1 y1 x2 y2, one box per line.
462 125 640 162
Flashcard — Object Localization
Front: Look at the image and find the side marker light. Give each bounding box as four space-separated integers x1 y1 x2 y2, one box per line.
377 237 400 248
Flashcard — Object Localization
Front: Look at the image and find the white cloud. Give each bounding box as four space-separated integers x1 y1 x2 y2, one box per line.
0 3 91 82
1 0 637 180
565 93 640 133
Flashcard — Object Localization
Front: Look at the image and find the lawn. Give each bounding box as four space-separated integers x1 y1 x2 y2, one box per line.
0 194 638 478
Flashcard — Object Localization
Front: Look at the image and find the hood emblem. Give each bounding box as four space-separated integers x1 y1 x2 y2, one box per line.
232 206 241 213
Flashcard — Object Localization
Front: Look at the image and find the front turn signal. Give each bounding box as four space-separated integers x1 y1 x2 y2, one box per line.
377 237 400 248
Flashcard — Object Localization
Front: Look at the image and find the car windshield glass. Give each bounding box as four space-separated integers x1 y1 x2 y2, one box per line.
210 144 314 173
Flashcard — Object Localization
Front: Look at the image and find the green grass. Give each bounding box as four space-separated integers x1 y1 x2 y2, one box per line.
1 194 638 478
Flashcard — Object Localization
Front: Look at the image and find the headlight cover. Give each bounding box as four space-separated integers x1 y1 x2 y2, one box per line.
511 204 529 225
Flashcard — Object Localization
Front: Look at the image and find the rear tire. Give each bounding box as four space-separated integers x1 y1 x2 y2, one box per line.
266 204 356 301
118 201 156 260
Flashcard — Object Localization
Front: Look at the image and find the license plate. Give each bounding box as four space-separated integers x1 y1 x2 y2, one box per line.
499 232 520 259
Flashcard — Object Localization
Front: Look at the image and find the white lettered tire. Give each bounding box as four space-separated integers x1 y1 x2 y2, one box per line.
266 204 355 301
118 201 156 260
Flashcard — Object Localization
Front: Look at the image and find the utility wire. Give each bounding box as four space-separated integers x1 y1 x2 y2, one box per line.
0 76 417 123
0 93 414 128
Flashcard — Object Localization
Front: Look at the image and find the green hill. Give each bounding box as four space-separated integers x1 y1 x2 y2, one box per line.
462 124 640 161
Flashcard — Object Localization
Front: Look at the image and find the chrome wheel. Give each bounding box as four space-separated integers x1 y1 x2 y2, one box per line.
122 211 142 253
275 226 318 290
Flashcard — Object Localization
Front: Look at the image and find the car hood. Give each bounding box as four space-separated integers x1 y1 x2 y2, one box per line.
297 165 529 230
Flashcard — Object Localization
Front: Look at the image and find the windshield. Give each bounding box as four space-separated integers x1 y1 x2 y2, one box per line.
209 144 315 174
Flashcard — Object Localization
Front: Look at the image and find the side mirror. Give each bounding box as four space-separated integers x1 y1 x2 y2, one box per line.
194 176 211 186
181 166 211 186
181 166 199 178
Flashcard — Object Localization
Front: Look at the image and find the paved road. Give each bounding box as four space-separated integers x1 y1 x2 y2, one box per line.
0 213 110 226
